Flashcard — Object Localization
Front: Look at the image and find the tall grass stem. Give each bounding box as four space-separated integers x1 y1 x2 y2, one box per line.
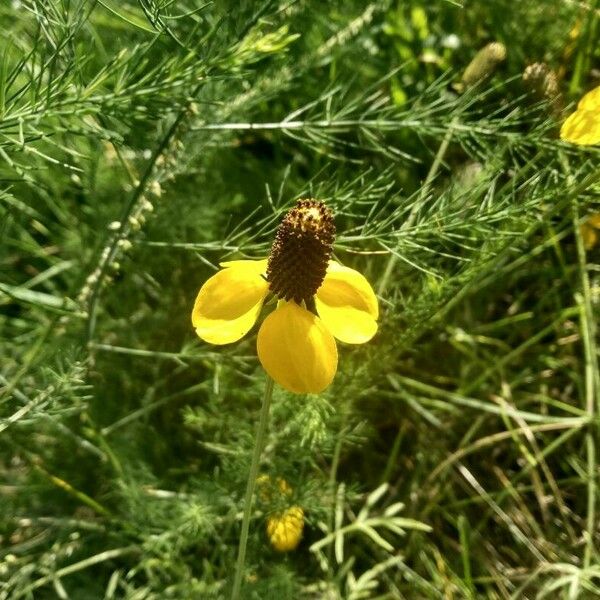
231 375 275 600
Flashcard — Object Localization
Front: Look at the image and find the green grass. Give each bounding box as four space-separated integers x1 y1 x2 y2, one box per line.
1 0 600 598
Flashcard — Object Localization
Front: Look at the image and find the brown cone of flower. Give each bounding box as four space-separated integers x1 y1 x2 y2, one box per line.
266 199 335 304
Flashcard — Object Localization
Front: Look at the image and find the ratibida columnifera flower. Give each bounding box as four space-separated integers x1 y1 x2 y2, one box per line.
192 199 379 393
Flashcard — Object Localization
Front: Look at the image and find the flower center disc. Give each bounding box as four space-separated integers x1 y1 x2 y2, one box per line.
266 199 335 304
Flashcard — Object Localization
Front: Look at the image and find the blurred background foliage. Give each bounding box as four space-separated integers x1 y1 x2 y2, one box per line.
1 0 600 598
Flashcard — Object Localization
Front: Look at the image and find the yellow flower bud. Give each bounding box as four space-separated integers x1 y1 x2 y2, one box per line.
581 214 600 250
266 506 304 552
256 475 292 502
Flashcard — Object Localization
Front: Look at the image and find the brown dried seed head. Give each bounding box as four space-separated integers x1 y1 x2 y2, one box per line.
523 62 560 100
267 199 335 304
522 62 563 117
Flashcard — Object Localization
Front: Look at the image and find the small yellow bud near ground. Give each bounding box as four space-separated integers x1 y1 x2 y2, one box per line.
581 214 600 250
256 475 292 502
587 214 600 229
276 478 292 496
266 506 304 552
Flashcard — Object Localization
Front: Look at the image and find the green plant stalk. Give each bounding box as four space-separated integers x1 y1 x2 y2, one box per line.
327 415 348 571
230 375 275 600
561 150 599 570
569 0 599 95
378 115 458 296
572 201 599 570
458 515 474 598
86 81 204 345
13 546 140 600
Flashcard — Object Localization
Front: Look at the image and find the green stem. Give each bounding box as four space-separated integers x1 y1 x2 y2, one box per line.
561 150 599 569
230 376 274 600
572 198 598 569
326 415 347 570
378 115 458 296
569 0 599 95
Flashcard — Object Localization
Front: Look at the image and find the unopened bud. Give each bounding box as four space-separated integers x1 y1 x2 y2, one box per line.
461 42 506 89
128 216 141 231
267 506 304 552
149 181 162 197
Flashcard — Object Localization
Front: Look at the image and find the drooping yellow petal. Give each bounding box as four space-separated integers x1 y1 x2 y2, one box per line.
560 108 600 145
257 301 337 394
577 85 600 111
192 260 269 345
315 261 379 344
586 213 600 229
560 86 600 146
581 223 598 250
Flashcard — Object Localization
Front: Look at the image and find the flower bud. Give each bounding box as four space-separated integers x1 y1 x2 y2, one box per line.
266 506 304 552
461 42 506 89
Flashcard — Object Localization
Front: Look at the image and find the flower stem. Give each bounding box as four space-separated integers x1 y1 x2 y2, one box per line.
230 375 274 600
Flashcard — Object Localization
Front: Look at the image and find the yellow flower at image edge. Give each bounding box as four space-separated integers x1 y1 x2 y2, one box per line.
191 200 379 394
581 213 600 250
560 85 600 145
266 506 304 552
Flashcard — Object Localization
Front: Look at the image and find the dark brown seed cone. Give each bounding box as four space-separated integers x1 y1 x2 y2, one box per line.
266 199 335 304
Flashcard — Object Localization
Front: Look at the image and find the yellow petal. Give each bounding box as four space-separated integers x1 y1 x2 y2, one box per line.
257 302 337 394
192 261 269 345
315 261 379 344
219 259 268 271
560 108 600 145
577 85 600 111
586 213 600 229
581 223 598 250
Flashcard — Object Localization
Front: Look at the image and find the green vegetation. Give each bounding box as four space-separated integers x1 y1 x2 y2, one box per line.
1 1 600 598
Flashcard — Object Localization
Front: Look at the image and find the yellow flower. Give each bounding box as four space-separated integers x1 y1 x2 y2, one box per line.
581 213 600 250
257 476 304 551
191 200 378 394
266 506 304 552
256 475 292 502
560 85 600 145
